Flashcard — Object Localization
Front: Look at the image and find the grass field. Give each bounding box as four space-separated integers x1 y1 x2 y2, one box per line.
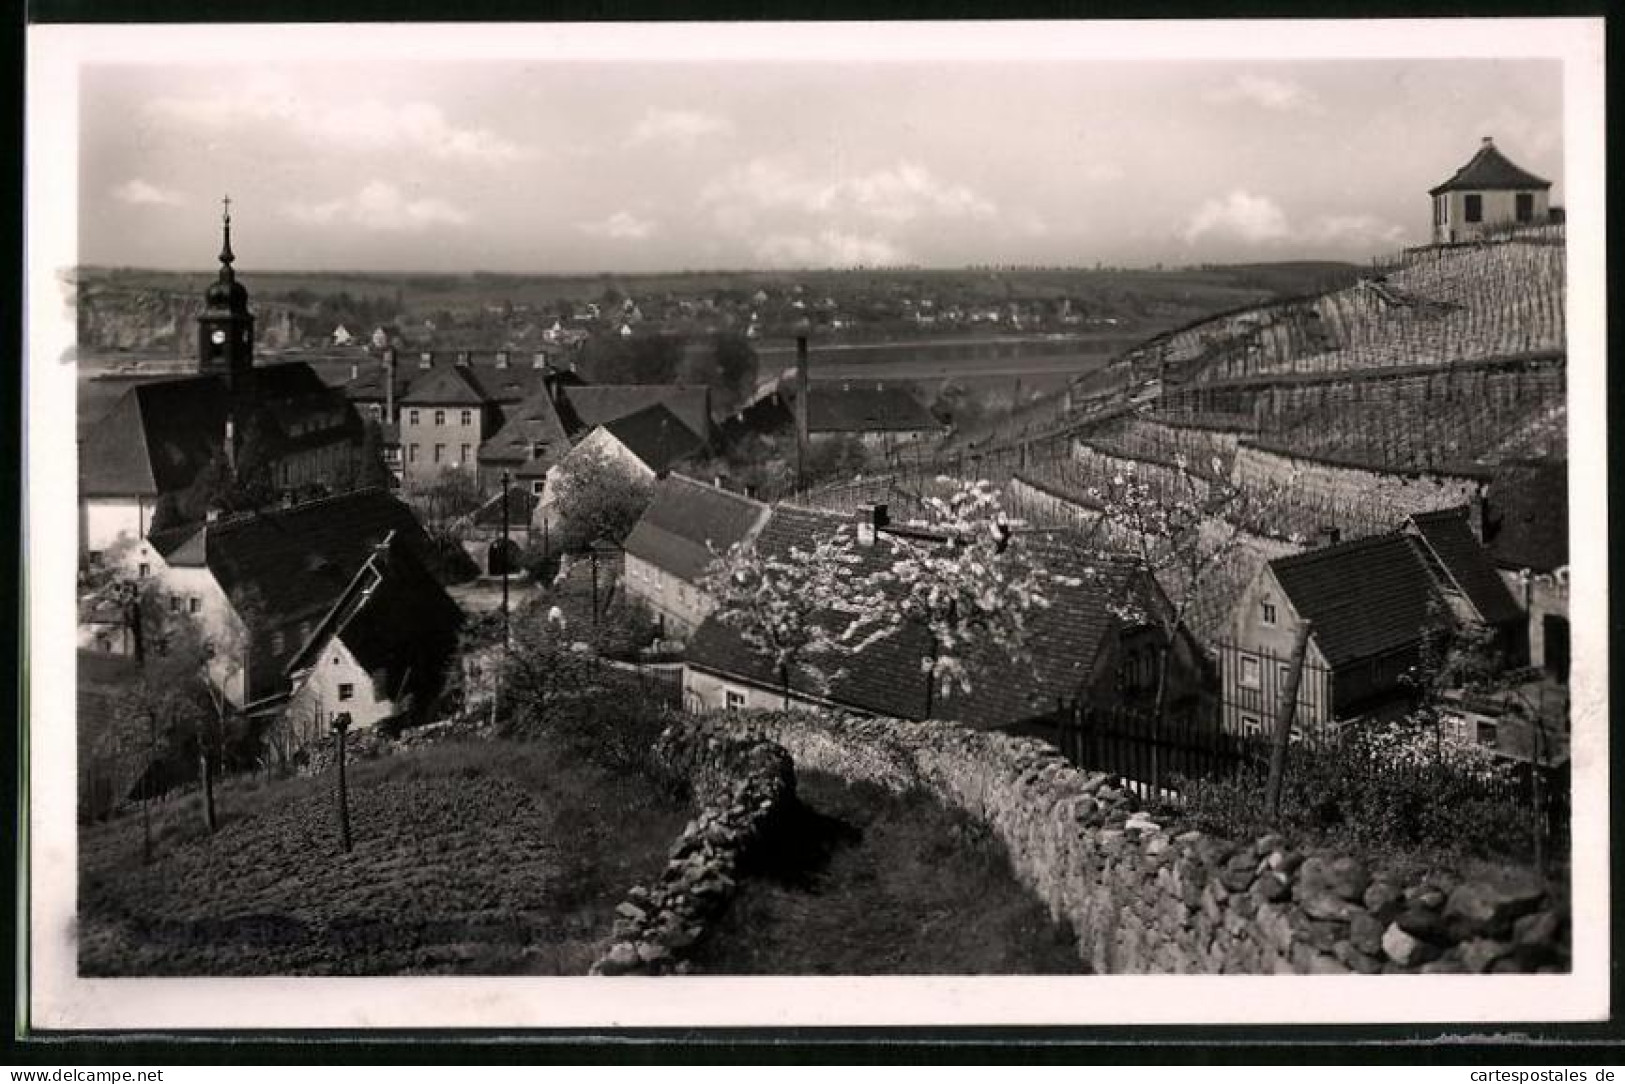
78 739 689 976
690 772 1085 975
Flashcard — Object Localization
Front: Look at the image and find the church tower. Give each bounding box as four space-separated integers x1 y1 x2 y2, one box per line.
196 197 255 387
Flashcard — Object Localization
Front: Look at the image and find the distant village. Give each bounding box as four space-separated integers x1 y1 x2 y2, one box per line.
74 137 1573 977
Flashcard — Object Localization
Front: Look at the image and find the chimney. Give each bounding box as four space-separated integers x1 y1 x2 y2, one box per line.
713 475 724 489
419 351 434 370
795 334 810 487
205 507 220 523
1320 526 1341 548
1482 135 1494 147
383 349 396 423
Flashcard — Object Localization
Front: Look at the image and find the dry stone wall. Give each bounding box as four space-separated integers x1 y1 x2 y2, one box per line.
744 709 1570 975
591 717 797 976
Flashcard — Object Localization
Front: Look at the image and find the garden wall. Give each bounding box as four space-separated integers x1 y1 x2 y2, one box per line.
746 709 1570 975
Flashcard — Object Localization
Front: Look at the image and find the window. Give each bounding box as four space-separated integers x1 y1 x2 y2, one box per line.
1476 720 1498 747
169 595 180 613
1241 714 1262 738
1464 194 1483 223
531 441 547 459
137 562 150 578
460 444 471 464
409 443 419 463
1516 192 1534 223
338 683 355 702
532 480 544 495
434 410 446 426
1239 654 1261 690
1261 601 1277 626
725 688 747 711
409 409 420 425
188 597 200 614
461 409 473 427
434 444 445 464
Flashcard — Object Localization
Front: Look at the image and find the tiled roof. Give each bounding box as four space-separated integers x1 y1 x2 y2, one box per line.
477 390 571 471
560 384 712 442
1483 459 1568 573
685 508 1154 728
1409 508 1523 626
286 534 464 711
1269 533 1445 669
399 363 488 406
80 364 361 499
622 473 770 584
346 357 561 408
804 384 943 434
1429 140 1553 196
601 403 708 475
191 489 451 703
80 376 228 497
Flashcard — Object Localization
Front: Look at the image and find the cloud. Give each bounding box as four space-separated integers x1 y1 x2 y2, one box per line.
755 231 908 269
148 88 531 164
578 211 656 241
283 182 469 231
626 108 732 148
1081 162 1125 184
703 158 997 226
112 179 184 207
1206 74 1319 113
1308 213 1407 249
1182 190 1291 245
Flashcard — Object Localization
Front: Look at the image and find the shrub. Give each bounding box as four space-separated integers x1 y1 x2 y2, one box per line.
1178 717 1547 862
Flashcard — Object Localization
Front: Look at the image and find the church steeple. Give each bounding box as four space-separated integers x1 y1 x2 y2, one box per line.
197 196 255 380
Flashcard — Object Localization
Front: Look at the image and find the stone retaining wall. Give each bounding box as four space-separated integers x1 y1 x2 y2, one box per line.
591 717 797 976
745 709 1569 975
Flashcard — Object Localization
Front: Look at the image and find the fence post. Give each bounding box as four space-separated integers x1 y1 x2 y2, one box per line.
1265 619 1314 823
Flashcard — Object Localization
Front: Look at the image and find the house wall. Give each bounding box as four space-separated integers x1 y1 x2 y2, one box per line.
1223 566 1335 736
624 553 714 638
1501 567 1570 675
682 665 816 716
287 636 397 734
1432 188 1551 244
153 563 250 707
82 497 153 556
399 399 486 487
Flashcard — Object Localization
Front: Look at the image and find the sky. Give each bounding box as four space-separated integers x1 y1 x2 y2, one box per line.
77 54 1564 273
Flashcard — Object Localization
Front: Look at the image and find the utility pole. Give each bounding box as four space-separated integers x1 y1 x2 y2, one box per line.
1266 619 1314 823
332 712 352 854
500 469 511 650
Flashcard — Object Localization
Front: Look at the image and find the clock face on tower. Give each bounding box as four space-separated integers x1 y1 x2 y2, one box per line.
210 329 227 345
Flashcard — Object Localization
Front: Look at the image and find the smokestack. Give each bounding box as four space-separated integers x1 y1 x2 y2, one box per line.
795 334 810 488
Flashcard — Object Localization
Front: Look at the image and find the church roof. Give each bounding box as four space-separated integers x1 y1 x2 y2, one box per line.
1429 139 1553 196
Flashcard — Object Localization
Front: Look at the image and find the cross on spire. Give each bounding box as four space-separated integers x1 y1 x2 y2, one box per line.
218 194 236 269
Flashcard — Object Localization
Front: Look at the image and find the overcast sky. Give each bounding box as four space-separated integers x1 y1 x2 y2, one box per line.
78 57 1563 273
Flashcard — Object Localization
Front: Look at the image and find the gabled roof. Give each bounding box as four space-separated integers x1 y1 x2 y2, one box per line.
1429 139 1553 196
685 508 1160 728
286 533 464 710
622 473 770 584
804 384 943 434
398 363 488 406
80 376 228 497
1409 508 1523 626
1269 533 1445 669
80 364 361 499
1483 459 1568 573
559 384 712 442
476 390 571 473
601 403 708 475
